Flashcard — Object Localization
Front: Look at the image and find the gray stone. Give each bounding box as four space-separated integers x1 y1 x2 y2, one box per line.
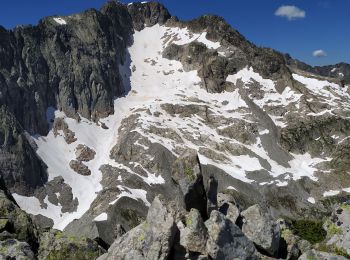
38 230 103 260
30 214 54 230
171 150 207 218
100 196 177 260
75 144 96 162
241 204 280 256
205 210 257 259
180 208 208 254
127 2 171 31
0 239 35 260
0 107 47 195
0 180 38 250
217 192 240 224
69 160 91 176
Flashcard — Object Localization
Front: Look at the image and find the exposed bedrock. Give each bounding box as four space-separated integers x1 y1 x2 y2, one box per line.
0 106 47 195
0 1 134 136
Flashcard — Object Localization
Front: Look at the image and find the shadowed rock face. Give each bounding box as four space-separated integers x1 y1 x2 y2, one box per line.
0 1 135 195
0 1 133 136
127 1 171 31
0 107 47 195
285 54 350 85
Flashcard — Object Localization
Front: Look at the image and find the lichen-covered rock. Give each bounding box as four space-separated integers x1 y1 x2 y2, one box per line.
0 239 35 259
323 203 350 255
298 249 347 260
0 180 38 250
171 150 207 218
38 230 103 260
205 210 257 259
180 208 208 254
279 219 312 259
241 204 281 256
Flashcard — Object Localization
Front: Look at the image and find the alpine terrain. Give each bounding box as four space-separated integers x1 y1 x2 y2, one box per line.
0 1 350 259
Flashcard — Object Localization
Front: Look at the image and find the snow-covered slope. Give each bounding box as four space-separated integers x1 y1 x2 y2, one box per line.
13 24 350 229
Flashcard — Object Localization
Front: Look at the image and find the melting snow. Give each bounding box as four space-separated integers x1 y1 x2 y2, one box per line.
227 67 302 109
293 74 350 108
94 212 108 222
323 190 341 197
53 17 67 25
307 197 316 204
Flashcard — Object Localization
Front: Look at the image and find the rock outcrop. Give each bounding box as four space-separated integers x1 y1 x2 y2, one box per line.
98 196 177 260
37 230 103 260
205 210 257 259
241 204 281 256
0 106 47 195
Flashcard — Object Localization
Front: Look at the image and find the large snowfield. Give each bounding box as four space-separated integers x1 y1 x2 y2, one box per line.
12 24 348 229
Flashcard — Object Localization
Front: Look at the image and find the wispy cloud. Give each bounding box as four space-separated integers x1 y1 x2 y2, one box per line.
275 5 306 21
312 49 327 57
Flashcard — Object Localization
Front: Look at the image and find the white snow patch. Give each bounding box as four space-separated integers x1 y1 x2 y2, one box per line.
13 194 74 227
343 187 350 193
196 32 221 49
307 197 316 204
259 129 270 135
227 67 302 110
110 186 150 207
94 213 108 222
293 73 350 108
53 17 67 25
323 190 340 197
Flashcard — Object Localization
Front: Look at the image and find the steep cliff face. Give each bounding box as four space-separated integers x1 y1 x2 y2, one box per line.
0 106 47 195
285 54 350 85
0 1 133 137
0 1 136 194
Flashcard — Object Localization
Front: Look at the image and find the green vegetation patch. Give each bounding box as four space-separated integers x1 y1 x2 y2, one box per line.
184 167 195 181
327 222 343 236
290 219 327 244
341 204 350 213
317 244 350 259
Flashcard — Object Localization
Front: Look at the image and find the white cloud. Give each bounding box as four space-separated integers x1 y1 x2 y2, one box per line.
275 5 306 21
312 49 327 58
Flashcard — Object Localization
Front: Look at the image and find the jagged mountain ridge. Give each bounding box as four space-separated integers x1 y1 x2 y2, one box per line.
0 0 350 255
284 54 350 86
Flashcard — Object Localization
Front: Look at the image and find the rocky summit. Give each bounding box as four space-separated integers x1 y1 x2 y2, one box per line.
0 1 350 259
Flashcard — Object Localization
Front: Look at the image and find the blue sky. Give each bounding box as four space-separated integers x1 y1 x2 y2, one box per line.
0 0 348 66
